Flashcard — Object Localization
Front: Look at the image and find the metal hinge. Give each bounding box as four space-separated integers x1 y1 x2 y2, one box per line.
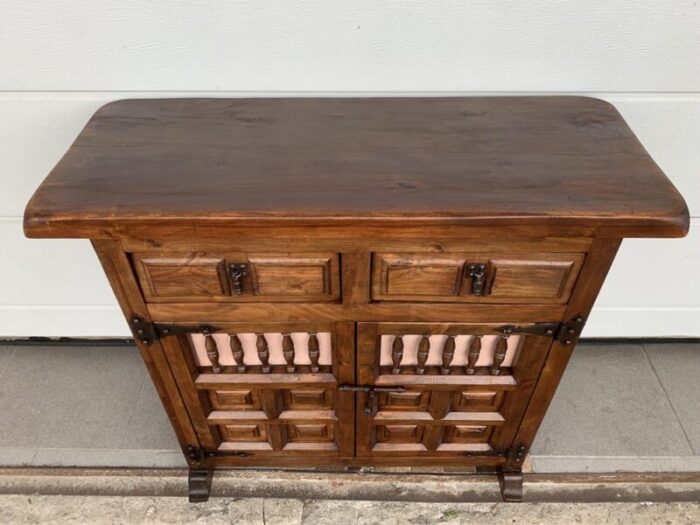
463 443 528 463
184 446 216 465
129 316 220 346
494 315 585 345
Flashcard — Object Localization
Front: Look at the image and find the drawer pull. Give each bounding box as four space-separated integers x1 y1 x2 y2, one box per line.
466 263 487 295
227 263 248 295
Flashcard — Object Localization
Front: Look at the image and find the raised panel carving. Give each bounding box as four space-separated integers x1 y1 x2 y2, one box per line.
132 252 340 302
249 255 337 297
485 253 585 303
371 252 584 303
210 389 258 410
222 424 266 442
285 389 329 408
287 423 334 442
372 253 465 299
136 255 228 299
456 390 504 412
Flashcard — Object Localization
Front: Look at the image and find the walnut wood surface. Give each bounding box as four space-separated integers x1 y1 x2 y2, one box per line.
25 97 688 238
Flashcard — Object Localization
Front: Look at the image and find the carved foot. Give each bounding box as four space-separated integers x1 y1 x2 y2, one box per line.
188 468 213 503
498 469 523 502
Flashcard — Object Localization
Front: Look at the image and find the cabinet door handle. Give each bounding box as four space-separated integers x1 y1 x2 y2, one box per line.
228 263 248 295
466 263 487 295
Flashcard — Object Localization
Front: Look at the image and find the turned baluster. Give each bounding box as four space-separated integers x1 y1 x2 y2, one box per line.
204 332 221 373
229 333 245 373
391 335 404 374
416 335 430 375
440 335 456 375
491 334 508 376
308 333 320 373
282 333 296 373
256 333 270 373
465 335 482 375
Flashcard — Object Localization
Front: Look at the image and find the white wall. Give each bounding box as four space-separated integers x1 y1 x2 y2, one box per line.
1 1 698 337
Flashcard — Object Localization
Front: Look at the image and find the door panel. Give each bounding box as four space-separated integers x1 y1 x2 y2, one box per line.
356 322 551 458
160 321 354 458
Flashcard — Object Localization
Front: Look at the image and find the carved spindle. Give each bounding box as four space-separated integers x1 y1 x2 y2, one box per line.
391 335 404 374
204 333 221 373
465 335 482 375
440 335 455 375
229 333 245 373
256 333 270 373
416 335 430 375
308 333 320 373
282 333 296 373
491 335 508 376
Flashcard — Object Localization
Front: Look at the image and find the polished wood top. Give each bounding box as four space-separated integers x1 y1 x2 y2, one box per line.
25 97 688 238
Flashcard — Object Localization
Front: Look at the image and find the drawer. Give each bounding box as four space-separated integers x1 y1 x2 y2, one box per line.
371 252 584 304
133 252 340 302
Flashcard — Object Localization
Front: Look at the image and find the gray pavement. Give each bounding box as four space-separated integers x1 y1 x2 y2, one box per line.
1 495 699 525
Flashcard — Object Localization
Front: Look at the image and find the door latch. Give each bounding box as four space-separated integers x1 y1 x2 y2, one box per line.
338 384 406 416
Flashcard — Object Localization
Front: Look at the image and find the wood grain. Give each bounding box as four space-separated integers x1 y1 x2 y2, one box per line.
25 98 688 238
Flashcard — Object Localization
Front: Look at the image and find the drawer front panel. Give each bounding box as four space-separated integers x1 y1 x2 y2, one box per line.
133 252 340 302
356 322 552 458
371 252 584 303
159 321 354 458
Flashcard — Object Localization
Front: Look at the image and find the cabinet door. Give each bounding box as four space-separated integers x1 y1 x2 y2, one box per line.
355 322 551 463
160 321 354 460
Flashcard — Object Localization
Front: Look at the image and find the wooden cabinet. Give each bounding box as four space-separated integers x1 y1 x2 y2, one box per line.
24 97 689 503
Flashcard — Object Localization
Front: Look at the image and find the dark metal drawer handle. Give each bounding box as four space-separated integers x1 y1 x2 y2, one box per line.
466 263 487 295
228 263 248 295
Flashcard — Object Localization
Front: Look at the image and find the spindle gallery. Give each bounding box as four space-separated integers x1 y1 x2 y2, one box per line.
24 97 689 502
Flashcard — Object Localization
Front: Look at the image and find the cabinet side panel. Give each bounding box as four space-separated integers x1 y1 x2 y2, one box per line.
512 238 621 452
91 239 201 454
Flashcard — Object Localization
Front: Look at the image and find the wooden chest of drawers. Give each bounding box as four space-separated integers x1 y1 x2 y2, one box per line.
24 97 689 502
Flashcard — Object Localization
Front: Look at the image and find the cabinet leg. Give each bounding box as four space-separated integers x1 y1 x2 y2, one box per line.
498 469 523 502
188 467 213 503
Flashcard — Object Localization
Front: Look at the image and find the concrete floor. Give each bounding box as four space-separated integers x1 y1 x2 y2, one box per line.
0 341 699 473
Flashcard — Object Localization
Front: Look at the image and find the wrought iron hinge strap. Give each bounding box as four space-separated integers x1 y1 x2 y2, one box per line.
129 315 220 345
495 315 586 345
463 443 528 463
